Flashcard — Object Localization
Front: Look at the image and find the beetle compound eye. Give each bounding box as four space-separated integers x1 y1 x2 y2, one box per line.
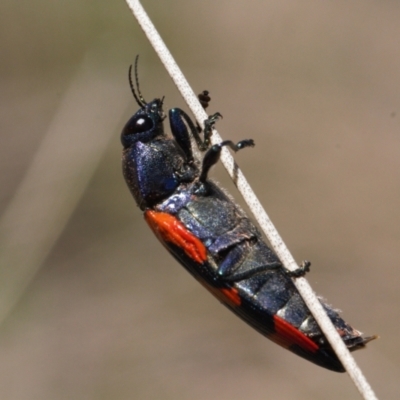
123 115 154 137
134 116 153 133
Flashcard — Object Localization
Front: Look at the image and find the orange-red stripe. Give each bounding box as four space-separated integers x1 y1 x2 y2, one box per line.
219 287 242 307
145 210 207 264
269 315 319 352
201 283 242 308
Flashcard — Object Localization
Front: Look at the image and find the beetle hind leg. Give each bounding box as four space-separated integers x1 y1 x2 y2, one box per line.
216 241 311 282
216 241 282 282
286 260 311 278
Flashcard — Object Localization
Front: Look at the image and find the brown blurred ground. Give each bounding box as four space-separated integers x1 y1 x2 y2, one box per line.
0 1 399 399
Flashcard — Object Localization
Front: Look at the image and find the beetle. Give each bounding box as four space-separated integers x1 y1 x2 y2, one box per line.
121 57 375 372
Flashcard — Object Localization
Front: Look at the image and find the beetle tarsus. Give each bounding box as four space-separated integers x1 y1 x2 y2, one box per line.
202 112 222 148
287 260 311 278
198 90 211 109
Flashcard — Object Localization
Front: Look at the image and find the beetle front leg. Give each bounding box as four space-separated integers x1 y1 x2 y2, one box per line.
169 108 198 163
198 90 211 109
168 108 221 161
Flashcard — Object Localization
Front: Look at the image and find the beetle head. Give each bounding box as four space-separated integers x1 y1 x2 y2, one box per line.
121 56 166 148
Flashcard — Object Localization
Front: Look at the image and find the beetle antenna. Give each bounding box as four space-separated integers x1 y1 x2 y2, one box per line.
128 63 144 108
134 55 147 106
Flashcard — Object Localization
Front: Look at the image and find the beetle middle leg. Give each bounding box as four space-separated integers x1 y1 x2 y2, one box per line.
199 139 255 183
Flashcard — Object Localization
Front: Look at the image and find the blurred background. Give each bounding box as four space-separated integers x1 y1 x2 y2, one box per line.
1 0 399 399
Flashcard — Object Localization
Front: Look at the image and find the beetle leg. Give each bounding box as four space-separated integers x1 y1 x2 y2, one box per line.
169 108 198 162
202 112 222 149
286 260 311 278
169 108 222 161
199 139 255 183
215 241 281 282
217 242 310 282
222 259 311 282
221 260 283 282
198 90 211 109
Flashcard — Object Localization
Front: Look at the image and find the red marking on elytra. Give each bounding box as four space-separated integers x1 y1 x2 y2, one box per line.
145 210 207 264
201 283 242 308
219 287 241 307
270 315 319 352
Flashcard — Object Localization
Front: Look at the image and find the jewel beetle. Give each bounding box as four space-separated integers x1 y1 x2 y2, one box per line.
121 57 375 372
